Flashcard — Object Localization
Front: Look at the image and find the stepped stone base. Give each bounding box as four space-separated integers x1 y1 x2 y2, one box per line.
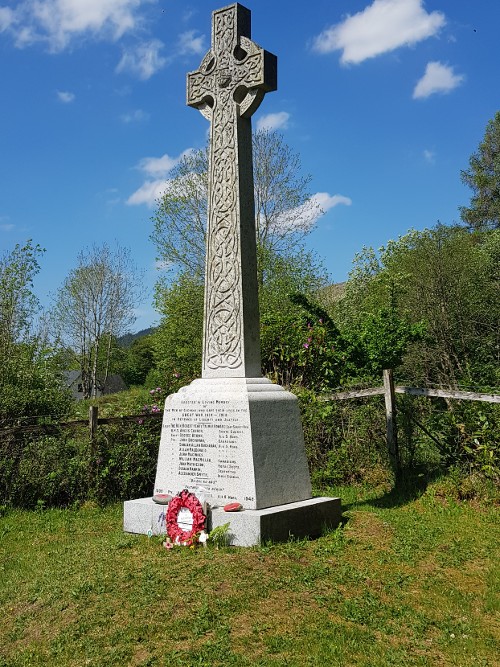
123 496 342 547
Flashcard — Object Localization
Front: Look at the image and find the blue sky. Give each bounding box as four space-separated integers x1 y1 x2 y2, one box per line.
1 0 499 332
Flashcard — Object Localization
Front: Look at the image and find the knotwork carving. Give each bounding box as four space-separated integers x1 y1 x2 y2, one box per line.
187 4 276 375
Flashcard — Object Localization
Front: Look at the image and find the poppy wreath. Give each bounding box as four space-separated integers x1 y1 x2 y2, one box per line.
166 489 206 545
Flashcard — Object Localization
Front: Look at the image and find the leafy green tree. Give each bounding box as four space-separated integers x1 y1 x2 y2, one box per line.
150 129 320 282
261 293 349 390
460 111 500 231
52 244 145 398
117 334 156 387
150 129 328 390
149 273 204 392
337 225 499 387
0 241 71 423
0 240 43 359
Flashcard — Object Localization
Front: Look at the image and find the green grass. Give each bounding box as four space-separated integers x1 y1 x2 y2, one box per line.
69 386 155 420
1 481 498 667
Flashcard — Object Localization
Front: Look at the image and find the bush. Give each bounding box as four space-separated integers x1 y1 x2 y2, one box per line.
0 419 161 509
296 389 390 488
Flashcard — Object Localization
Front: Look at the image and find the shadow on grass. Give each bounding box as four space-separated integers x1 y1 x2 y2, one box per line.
342 466 443 512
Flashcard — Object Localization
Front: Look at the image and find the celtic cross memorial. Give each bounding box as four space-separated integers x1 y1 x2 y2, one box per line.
124 3 341 545
187 3 276 378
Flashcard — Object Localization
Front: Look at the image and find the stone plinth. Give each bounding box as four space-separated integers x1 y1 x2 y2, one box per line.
123 497 167 536
209 496 342 547
153 377 312 510
123 496 342 546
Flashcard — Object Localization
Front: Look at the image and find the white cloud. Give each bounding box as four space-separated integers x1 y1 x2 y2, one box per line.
127 179 168 206
57 90 75 103
413 61 464 99
314 192 352 211
3 0 149 52
274 191 352 234
128 149 194 207
177 30 205 56
120 108 149 123
423 149 436 163
0 7 15 32
116 39 166 80
256 111 290 132
0 223 15 231
137 149 193 177
312 0 445 64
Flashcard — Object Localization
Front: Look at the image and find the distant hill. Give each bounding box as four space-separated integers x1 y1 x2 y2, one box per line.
118 327 156 348
318 282 346 307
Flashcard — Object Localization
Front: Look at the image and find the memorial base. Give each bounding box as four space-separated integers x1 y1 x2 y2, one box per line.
123 496 342 547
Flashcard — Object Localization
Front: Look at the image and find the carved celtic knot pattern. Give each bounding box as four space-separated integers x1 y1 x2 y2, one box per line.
187 5 273 373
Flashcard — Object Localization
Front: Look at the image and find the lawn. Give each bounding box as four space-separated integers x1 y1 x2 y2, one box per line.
0 481 498 667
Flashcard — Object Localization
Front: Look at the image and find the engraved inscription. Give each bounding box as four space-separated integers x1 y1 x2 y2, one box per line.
158 397 255 504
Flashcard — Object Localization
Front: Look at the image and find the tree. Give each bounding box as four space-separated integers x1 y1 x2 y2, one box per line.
460 111 500 231
337 224 499 387
0 240 43 360
150 128 320 282
116 334 156 388
149 272 205 392
53 244 145 399
0 241 71 423
151 246 329 392
149 128 328 389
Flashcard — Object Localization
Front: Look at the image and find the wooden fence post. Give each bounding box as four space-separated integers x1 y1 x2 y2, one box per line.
89 405 98 441
383 369 400 478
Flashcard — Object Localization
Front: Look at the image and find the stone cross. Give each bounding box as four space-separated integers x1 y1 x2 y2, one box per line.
187 3 277 379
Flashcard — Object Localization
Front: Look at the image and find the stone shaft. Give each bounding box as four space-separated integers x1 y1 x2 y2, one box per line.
187 3 277 378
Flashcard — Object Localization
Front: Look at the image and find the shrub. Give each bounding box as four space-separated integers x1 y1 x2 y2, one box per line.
296 389 390 488
0 419 161 509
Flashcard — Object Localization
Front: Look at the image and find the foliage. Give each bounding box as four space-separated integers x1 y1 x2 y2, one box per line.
207 522 230 548
460 110 500 231
151 129 319 282
296 388 389 488
336 225 500 388
352 308 425 378
0 419 160 509
150 272 204 392
69 385 156 420
0 240 43 356
0 343 72 426
115 333 156 387
0 241 72 425
261 294 346 390
52 243 145 399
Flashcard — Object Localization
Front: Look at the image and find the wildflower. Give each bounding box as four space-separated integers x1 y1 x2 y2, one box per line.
156 387 162 393
303 343 309 349
319 318 323 324
307 337 312 343
149 389 155 395
138 418 144 425
173 372 180 378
